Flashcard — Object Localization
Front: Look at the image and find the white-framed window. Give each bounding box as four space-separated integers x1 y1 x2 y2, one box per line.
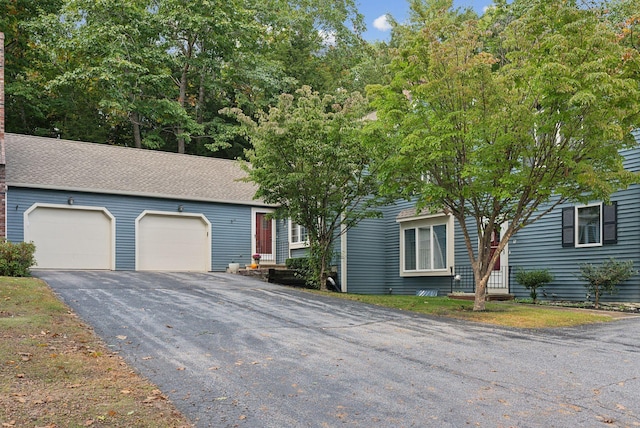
289 221 309 249
398 213 454 277
576 203 602 247
563 202 617 248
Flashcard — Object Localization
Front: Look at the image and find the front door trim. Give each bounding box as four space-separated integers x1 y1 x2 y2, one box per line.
251 207 276 264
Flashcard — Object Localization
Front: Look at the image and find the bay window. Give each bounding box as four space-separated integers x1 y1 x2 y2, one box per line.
398 212 453 276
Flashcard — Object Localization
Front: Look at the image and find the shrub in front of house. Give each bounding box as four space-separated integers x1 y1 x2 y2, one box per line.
579 258 636 309
515 268 554 303
0 241 37 277
284 257 313 286
285 257 310 271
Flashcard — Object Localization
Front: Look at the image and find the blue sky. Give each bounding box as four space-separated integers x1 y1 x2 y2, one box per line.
358 0 492 41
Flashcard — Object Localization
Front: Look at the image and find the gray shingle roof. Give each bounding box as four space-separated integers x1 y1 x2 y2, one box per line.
396 206 450 221
396 207 427 221
5 133 269 206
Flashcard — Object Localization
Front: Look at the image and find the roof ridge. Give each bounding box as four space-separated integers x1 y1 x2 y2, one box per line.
5 133 262 205
4 132 243 164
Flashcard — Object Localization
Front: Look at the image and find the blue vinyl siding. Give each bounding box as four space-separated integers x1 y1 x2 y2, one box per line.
509 184 640 302
7 187 265 271
343 140 640 300
508 143 640 302
344 200 454 295
344 211 388 294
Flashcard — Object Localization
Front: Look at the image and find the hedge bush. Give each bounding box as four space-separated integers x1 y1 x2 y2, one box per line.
515 268 554 303
285 257 310 271
0 241 37 277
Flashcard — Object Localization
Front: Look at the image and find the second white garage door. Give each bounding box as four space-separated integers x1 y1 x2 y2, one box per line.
136 212 211 271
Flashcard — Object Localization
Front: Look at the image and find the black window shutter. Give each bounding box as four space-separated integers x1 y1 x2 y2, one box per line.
603 202 617 245
562 207 575 247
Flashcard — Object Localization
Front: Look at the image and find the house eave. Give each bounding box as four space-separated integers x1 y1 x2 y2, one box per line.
7 183 277 208
396 210 450 223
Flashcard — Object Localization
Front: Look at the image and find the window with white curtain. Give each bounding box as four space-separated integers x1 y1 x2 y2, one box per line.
401 221 448 273
576 204 601 246
290 221 309 248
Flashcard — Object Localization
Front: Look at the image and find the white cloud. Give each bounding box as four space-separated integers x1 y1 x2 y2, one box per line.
373 14 392 32
318 29 337 46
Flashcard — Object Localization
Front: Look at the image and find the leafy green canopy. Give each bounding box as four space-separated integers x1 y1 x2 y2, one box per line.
227 86 387 289
366 0 640 310
8 0 369 157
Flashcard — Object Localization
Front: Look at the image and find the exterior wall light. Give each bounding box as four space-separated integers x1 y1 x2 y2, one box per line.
68 197 74 205
178 205 184 212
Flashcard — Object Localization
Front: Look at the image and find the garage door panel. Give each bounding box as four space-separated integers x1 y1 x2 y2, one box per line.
137 213 210 272
26 206 113 270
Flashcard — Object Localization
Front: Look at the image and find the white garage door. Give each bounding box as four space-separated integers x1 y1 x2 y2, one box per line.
136 212 210 271
25 205 114 269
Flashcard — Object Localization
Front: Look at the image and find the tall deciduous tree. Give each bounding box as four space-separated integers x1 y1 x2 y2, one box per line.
12 0 369 157
367 0 639 310
1 0 63 136
226 86 387 290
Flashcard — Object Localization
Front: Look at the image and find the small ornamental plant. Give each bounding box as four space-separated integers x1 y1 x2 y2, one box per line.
579 258 636 308
252 254 261 262
515 268 554 303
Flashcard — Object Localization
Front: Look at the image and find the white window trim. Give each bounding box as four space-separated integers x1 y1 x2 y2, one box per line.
289 220 310 249
398 213 454 277
575 203 603 248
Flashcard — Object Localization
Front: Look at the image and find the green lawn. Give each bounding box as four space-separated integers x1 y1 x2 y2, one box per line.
316 293 614 328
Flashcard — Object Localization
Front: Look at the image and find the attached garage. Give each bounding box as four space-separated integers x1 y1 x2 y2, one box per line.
5 134 275 271
24 204 115 269
136 211 211 271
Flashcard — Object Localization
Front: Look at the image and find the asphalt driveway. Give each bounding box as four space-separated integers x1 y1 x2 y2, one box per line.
37 271 640 427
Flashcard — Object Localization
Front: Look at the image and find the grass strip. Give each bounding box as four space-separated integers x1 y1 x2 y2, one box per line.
315 293 614 328
0 277 192 427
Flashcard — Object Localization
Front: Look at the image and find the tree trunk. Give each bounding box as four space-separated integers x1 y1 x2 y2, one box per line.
130 111 142 149
176 48 191 154
177 131 185 154
315 238 331 291
318 247 328 291
197 67 207 124
473 270 488 311
319 267 328 291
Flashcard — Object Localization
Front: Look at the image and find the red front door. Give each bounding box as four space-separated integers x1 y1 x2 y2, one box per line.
489 227 500 271
255 212 273 256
